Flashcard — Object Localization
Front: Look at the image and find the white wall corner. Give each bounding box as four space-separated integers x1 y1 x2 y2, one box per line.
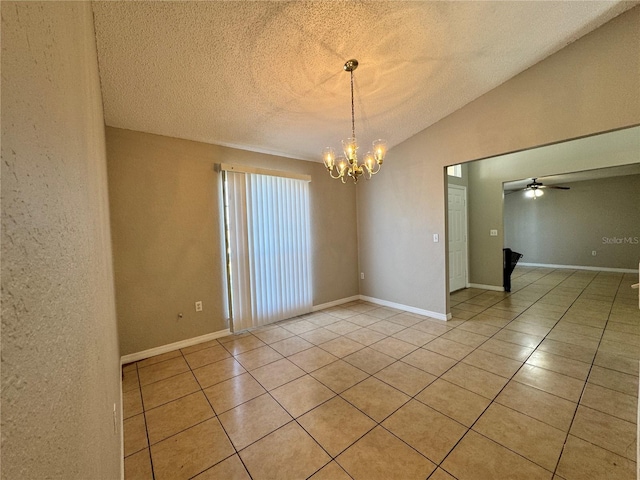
359 295 450 321
119 370 124 480
312 295 361 312
518 262 638 274
468 283 505 292
120 329 231 365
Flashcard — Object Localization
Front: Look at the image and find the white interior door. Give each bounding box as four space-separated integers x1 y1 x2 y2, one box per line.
448 185 468 292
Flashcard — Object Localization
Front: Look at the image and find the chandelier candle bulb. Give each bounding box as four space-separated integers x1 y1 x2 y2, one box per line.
343 138 358 162
322 59 387 183
364 152 374 171
373 140 387 163
323 147 335 170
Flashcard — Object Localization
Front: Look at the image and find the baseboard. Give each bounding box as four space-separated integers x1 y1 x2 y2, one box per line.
519 262 638 274
121 292 457 364
359 295 450 321
468 283 505 292
312 295 360 312
120 329 231 365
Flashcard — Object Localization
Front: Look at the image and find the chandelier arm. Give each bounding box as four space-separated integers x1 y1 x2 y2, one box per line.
368 163 382 175
329 166 344 180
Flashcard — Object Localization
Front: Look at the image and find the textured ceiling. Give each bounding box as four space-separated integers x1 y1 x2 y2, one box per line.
504 163 640 191
92 1 636 162
500 126 640 190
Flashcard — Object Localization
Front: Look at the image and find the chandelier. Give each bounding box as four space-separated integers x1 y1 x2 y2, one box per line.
322 59 387 183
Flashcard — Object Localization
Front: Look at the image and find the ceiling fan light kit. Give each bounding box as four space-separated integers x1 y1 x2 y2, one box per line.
322 59 387 184
523 178 570 199
525 188 544 198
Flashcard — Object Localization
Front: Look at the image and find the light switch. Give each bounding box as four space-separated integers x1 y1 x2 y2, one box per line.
433 234 439 243
490 229 498 236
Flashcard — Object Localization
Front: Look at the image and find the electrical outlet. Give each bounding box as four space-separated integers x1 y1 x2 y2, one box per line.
592 250 597 256
195 301 203 312
360 272 365 280
490 229 498 237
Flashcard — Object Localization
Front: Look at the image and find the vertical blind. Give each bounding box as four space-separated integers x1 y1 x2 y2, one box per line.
223 167 312 330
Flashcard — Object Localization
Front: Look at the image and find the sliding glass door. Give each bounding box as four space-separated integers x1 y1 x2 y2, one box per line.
222 166 312 331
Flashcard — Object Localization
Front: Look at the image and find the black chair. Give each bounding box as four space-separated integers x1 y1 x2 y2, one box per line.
503 248 523 292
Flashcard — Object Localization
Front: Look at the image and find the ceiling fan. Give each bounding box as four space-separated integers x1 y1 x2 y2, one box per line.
508 178 570 199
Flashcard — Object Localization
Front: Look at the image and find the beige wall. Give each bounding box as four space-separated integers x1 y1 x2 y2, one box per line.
504 175 640 269
1 3 121 478
107 128 359 356
358 6 640 315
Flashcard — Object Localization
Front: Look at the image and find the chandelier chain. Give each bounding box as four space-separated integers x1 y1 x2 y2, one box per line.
350 68 355 140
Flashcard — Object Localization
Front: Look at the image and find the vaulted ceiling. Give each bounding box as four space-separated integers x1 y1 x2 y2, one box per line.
92 1 635 162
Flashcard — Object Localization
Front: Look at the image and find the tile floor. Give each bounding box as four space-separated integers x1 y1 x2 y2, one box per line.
122 266 639 480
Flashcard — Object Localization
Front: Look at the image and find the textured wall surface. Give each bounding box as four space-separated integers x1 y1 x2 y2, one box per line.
358 6 640 314
107 128 359 356
504 175 640 269
1 3 121 478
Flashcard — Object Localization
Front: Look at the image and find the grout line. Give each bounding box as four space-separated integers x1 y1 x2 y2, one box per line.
185 342 254 480
551 271 626 477
435 267 610 474
134 362 157 480
122 266 637 479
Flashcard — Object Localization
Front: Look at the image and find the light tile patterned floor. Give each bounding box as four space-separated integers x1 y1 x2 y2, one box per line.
123 267 639 479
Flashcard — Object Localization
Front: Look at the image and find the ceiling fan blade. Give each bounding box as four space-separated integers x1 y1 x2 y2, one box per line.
547 185 570 190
